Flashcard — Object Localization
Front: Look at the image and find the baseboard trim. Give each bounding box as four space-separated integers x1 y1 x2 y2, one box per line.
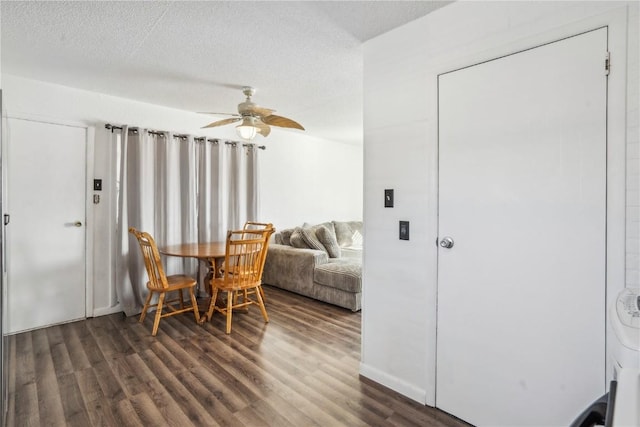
92 304 123 317
359 362 428 405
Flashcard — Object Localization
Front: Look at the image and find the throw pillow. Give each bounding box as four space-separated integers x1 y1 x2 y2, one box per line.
300 226 328 253
290 228 309 249
304 221 336 237
279 228 294 246
316 225 341 258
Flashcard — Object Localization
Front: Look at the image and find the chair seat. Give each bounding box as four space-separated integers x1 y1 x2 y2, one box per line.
164 274 197 290
211 276 261 292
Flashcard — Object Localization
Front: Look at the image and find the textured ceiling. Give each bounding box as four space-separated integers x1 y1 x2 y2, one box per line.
1 1 451 145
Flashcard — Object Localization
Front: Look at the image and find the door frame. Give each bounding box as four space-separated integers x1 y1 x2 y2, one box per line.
3 113 95 321
424 7 628 406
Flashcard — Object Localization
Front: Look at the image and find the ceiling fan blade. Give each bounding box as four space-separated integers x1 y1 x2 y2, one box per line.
254 106 275 117
262 114 305 130
239 104 275 117
255 122 271 137
201 117 242 128
197 112 240 117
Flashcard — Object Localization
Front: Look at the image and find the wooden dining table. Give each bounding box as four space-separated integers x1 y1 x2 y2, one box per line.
160 242 227 276
160 242 227 321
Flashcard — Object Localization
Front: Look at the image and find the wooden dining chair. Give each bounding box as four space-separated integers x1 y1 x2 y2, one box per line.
243 221 273 231
129 227 200 336
205 227 274 334
239 222 275 302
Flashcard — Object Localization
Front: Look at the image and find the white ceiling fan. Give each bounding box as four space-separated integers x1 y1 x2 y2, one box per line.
200 86 305 140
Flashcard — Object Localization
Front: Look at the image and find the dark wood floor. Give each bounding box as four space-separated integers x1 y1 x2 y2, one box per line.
6 286 468 427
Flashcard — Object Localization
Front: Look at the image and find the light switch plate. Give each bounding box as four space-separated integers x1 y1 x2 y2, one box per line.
385 189 394 208
399 221 409 240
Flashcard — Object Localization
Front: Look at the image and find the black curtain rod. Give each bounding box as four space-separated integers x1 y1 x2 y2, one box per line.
225 141 266 150
194 137 220 144
105 123 265 149
104 123 122 132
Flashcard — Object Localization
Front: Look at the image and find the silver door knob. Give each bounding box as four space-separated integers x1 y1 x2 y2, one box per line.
440 236 454 249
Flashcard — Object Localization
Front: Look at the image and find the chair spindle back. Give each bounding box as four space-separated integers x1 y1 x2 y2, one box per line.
129 228 169 290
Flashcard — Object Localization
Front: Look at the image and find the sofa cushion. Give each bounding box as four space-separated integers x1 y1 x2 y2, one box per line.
314 262 361 293
300 226 328 254
279 228 294 246
316 225 341 258
304 220 336 235
333 221 363 248
340 247 362 260
290 227 309 249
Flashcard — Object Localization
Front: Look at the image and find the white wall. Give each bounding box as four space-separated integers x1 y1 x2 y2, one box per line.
1 74 362 315
362 1 638 406
260 132 363 229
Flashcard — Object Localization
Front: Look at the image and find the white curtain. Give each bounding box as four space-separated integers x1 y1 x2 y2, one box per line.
245 144 260 221
197 140 259 239
197 139 223 242
227 143 242 231
114 129 260 316
115 125 139 316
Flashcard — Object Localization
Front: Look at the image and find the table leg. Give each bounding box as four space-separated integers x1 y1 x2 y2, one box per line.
196 259 210 298
198 257 226 323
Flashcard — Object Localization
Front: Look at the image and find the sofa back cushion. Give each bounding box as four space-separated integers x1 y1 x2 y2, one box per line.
276 221 362 254
333 221 363 248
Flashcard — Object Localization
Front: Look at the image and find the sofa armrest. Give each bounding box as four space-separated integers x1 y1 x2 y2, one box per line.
262 244 328 294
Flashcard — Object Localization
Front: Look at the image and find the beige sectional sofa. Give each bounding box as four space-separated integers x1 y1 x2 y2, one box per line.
262 220 362 311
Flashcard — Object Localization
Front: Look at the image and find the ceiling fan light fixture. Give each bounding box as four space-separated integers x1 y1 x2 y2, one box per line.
236 117 258 140
200 86 304 138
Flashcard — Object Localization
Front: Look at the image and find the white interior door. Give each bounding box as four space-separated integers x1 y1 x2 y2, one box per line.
436 28 607 426
7 118 87 333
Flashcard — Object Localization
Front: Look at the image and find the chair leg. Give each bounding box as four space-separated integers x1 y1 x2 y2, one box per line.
255 286 269 323
206 287 219 322
258 286 266 303
140 291 153 323
225 290 233 334
235 290 247 306
189 287 200 323
151 293 165 336
178 289 185 309
233 290 240 305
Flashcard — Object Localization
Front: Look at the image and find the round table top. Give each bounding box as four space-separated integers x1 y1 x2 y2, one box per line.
160 242 226 259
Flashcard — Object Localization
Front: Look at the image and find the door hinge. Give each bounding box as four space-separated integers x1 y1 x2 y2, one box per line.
605 52 610 76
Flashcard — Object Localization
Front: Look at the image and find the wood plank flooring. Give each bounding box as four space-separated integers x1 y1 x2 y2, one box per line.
6 286 469 427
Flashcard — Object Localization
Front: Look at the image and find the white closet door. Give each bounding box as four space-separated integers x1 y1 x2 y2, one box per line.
7 118 86 333
437 28 607 426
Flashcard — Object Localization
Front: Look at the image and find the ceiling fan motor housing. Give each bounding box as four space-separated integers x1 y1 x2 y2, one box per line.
238 100 258 116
